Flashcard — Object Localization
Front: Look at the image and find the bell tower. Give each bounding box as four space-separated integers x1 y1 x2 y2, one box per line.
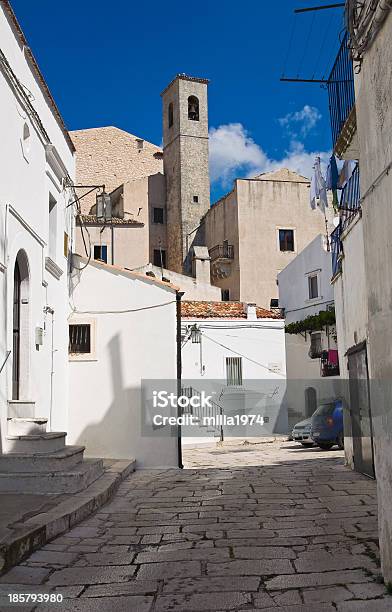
161 74 210 274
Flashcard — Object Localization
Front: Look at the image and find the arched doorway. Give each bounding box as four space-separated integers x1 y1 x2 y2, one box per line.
12 251 30 400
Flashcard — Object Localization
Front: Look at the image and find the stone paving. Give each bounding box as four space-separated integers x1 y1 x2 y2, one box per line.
0 439 390 611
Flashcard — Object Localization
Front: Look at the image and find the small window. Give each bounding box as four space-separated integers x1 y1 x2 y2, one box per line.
221 289 230 301
226 357 243 386
279 229 295 252
193 195 199 203
153 248 166 268
153 207 164 224
69 324 91 354
270 299 279 309
188 96 199 121
94 245 108 263
168 102 174 128
308 274 319 299
309 332 322 359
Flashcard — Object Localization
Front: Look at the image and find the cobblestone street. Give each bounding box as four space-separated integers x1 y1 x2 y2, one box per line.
0 440 390 611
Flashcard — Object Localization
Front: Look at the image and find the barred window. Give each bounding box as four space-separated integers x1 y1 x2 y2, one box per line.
226 357 243 386
69 324 91 354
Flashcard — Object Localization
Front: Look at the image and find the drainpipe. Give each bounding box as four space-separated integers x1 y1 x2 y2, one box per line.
176 291 184 469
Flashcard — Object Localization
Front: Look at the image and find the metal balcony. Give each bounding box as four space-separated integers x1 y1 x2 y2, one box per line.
331 223 343 278
209 244 234 262
340 163 360 229
327 31 356 153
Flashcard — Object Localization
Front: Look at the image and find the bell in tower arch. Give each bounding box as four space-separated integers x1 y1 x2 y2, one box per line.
188 96 199 121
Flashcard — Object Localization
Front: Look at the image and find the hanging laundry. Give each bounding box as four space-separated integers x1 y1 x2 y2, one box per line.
310 156 328 213
338 159 357 189
326 155 340 212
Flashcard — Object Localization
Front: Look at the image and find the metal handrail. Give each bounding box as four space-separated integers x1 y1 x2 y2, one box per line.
209 244 234 261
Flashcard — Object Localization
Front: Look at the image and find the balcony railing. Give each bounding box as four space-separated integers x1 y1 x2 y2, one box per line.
331 222 342 278
340 163 360 229
327 31 355 149
209 244 234 262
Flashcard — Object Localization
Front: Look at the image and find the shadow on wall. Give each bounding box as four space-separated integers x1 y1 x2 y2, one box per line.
74 333 141 460
72 333 177 467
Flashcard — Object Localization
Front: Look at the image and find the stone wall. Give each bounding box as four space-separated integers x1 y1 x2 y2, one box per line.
70 127 163 214
162 76 210 273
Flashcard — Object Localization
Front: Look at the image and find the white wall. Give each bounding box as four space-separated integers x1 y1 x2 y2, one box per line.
278 234 340 426
68 257 179 468
0 4 75 451
181 317 287 441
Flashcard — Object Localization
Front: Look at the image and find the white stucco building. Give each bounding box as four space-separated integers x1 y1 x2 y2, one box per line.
0 1 75 478
68 256 180 468
278 234 341 427
180 301 286 443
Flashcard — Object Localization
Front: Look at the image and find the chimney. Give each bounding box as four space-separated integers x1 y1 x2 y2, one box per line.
245 303 257 321
192 246 211 285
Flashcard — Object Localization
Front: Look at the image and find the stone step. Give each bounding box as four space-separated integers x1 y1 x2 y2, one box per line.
0 458 104 494
4 431 66 454
0 445 85 473
7 417 48 436
7 400 35 418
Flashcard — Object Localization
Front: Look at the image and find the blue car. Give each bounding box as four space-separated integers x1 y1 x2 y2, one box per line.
311 399 344 450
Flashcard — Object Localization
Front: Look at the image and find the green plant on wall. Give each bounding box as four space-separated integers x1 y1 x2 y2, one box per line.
285 308 336 335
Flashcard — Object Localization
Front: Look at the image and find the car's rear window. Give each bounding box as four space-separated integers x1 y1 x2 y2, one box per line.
313 403 335 416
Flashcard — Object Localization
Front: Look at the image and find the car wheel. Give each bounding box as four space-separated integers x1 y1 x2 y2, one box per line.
301 443 314 447
337 434 344 450
318 442 334 450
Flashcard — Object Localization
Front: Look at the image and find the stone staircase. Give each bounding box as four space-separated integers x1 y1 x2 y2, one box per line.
0 405 104 493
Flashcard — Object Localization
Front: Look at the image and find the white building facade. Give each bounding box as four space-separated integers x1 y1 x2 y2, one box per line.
180 301 287 443
0 1 75 454
68 256 180 468
278 234 341 428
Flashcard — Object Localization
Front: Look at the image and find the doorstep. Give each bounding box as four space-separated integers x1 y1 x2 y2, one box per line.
0 458 135 575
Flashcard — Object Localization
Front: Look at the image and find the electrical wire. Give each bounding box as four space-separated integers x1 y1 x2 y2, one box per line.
312 12 334 78
201 333 285 378
72 299 177 315
297 11 316 77
282 14 297 77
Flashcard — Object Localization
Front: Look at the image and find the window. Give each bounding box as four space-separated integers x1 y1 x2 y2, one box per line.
226 357 243 386
48 194 57 260
153 207 164 224
153 248 166 268
168 102 174 128
270 299 279 309
221 289 230 301
69 324 91 354
193 195 199 203
279 229 295 252
94 245 108 263
309 332 322 359
188 96 199 121
308 274 319 299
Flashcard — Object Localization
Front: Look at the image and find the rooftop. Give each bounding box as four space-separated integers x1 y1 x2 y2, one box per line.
161 73 210 96
181 301 283 320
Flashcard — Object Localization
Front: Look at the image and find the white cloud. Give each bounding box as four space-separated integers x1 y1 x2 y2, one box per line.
279 105 322 137
209 122 330 189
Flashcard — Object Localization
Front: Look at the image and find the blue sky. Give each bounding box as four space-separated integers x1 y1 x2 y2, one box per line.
11 0 345 201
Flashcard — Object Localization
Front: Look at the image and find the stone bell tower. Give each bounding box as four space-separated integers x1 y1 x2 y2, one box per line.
161 74 210 274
